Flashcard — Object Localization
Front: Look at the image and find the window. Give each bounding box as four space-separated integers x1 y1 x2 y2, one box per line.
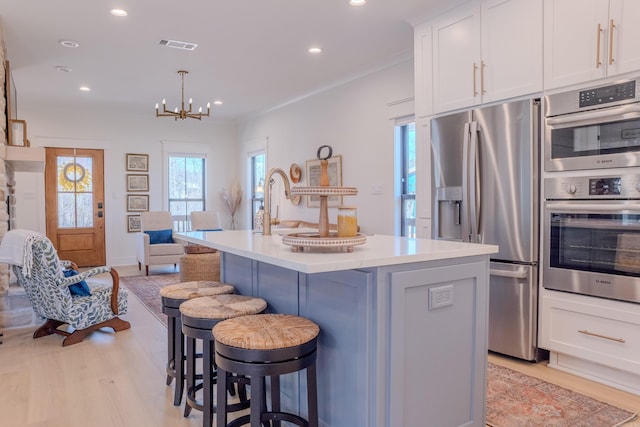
168 154 206 231
250 153 266 229
400 122 416 237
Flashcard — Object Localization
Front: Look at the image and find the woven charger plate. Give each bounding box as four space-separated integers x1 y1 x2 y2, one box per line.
213 313 319 350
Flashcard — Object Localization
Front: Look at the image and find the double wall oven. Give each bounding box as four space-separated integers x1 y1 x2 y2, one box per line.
543 77 640 304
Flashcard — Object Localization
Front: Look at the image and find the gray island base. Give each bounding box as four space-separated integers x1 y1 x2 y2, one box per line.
176 230 498 427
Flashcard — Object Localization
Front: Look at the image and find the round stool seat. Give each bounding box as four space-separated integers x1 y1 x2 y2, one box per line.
160 281 234 408
179 294 267 320
213 313 319 350
160 280 234 302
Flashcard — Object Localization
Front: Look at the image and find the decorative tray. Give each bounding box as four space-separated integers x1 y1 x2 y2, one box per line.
282 232 366 253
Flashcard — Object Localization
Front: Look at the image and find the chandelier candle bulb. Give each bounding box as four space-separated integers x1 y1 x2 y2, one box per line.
337 207 358 237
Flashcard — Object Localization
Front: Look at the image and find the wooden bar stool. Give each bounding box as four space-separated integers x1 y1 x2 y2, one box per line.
180 294 268 427
213 313 320 427
160 281 235 406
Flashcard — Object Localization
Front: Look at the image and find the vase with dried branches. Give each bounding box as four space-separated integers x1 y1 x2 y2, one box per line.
221 182 243 229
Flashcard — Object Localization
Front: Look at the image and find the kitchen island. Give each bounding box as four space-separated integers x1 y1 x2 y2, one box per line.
177 230 498 427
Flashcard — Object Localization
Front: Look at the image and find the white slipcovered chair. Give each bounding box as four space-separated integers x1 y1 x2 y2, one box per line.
135 211 184 275
190 210 223 231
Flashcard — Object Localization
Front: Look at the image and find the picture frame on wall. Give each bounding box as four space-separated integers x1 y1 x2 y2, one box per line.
126 153 149 172
8 119 29 147
127 215 141 233
126 174 149 192
127 194 149 212
305 154 342 208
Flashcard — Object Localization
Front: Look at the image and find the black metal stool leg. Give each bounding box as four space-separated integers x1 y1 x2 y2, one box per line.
173 316 185 406
203 338 215 427
184 334 196 417
216 367 229 427
166 315 176 386
270 376 281 427
307 363 318 427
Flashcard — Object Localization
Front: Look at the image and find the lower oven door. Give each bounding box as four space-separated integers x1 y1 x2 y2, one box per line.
543 200 640 303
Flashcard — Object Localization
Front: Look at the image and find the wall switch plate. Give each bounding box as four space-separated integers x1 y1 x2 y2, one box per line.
371 184 384 195
429 284 454 310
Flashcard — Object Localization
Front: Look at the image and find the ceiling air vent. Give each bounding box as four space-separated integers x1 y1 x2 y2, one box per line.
159 39 198 51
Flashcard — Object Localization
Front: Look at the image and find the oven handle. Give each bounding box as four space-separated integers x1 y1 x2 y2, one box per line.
545 201 640 213
546 102 640 127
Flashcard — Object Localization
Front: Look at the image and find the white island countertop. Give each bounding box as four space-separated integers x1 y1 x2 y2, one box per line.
177 230 498 274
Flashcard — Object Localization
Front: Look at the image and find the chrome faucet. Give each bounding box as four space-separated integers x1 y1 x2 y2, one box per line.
263 167 291 236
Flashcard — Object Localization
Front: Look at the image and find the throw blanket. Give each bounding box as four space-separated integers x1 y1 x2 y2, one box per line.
0 229 41 278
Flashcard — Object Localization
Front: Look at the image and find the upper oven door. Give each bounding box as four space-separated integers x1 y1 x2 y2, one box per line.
545 102 640 171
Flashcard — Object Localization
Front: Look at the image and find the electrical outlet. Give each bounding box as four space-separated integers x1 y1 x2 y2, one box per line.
429 284 454 310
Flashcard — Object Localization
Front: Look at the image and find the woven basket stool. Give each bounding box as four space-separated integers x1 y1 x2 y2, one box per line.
180 294 268 427
180 252 221 282
160 281 235 406
213 313 320 427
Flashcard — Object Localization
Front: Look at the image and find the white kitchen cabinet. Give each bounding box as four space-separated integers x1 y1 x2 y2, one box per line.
432 3 481 113
540 289 640 394
544 0 640 90
432 0 542 113
414 22 433 118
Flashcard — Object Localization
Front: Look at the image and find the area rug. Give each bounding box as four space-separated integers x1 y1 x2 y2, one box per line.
120 273 181 327
487 362 637 427
124 274 638 427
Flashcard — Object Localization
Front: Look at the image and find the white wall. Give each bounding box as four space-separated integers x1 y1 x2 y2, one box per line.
13 105 237 266
238 59 415 235
12 58 414 266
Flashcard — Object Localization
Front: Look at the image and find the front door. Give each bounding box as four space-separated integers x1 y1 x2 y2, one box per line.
45 147 106 267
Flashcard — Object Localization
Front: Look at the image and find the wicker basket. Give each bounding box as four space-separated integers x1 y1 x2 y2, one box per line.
180 252 221 282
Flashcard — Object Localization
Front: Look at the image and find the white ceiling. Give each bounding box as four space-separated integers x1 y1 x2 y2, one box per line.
0 0 463 120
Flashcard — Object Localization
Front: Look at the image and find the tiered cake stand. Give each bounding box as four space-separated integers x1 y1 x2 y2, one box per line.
281 149 366 252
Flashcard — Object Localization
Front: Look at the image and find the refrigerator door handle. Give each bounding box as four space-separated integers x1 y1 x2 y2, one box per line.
469 121 481 243
490 268 529 279
462 122 472 242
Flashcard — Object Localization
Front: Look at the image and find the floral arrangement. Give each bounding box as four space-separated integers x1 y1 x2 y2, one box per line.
221 181 243 229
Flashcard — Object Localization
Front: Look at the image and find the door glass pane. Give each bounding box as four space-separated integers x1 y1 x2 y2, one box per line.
58 193 75 228
76 193 94 227
57 155 94 228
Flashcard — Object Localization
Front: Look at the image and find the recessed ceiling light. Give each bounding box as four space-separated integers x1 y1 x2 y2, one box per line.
55 66 73 73
79 86 91 92
213 100 223 105
60 40 80 48
308 47 322 54
349 0 366 6
110 9 128 17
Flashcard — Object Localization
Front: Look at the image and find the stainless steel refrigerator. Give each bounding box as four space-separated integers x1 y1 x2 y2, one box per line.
431 98 541 361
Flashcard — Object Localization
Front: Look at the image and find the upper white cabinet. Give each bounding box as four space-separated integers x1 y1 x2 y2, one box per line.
414 21 433 118
432 0 542 113
544 0 640 90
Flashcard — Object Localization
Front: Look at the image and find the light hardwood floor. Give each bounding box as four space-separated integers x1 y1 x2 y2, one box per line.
0 265 638 427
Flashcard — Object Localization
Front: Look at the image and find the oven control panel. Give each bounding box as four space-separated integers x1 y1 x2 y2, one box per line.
545 174 640 199
579 80 636 108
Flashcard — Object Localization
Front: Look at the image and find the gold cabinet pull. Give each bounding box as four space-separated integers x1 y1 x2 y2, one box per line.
481 61 486 94
596 23 603 68
578 329 625 343
609 19 616 65
473 62 478 96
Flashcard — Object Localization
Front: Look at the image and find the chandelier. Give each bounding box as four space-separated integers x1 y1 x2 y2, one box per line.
155 70 210 120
